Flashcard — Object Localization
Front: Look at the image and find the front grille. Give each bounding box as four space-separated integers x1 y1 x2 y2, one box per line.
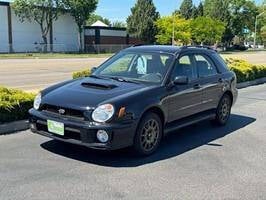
41 104 84 121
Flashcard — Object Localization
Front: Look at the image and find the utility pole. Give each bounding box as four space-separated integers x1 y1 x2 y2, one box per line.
172 15 175 46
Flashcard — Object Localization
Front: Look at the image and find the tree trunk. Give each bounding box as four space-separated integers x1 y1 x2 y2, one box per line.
42 35 48 53
78 26 83 52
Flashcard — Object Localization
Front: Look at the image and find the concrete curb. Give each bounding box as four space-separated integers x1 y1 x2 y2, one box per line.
0 120 29 135
0 77 265 135
237 77 266 89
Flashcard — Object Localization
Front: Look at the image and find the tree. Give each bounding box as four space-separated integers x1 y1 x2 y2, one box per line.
261 26 266 46
63 0 98 51
155 15 191 45
229 0 258 36
203 0 234 46
197 2 204 17
190 16 225 45
127 0 159 44
179 0 193 19
204 0 231 22
204 0 260 46
112 21 126 28
12 0 64 51
86 13 111 26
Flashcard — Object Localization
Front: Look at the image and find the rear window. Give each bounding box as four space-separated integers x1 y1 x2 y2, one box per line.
212 53 230 73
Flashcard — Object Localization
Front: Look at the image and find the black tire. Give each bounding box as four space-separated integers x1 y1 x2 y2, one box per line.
133 112 163 156
213 94 232 126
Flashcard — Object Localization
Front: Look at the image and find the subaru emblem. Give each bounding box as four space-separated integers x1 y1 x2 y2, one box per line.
58 109 65 115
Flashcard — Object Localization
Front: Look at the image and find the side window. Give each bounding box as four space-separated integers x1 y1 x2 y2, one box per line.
195 54 217 77
172 55 197 81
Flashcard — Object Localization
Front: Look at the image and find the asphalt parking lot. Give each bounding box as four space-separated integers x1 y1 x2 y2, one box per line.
0 84 265 200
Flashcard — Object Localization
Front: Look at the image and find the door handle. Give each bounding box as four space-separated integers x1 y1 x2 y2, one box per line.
193 84 202 89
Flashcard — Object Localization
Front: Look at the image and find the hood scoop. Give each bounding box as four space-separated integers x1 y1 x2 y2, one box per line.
81 82 117 90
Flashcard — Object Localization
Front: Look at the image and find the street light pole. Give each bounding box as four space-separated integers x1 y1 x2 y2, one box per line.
254 11 265 49
172 15 175 46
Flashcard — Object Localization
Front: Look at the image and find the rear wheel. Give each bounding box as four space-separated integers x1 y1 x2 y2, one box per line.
133 112 162 156
214 94 232 126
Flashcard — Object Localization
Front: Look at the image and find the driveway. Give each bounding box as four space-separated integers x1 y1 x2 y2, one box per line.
0 84 265 200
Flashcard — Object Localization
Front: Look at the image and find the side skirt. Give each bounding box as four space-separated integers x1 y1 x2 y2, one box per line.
164 110 216 136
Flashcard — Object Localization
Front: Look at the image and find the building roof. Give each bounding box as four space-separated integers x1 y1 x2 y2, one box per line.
91 20 109 27
0 1 10 5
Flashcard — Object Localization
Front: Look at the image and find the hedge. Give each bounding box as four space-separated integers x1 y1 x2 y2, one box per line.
72 69 92 79
0 87 35 123
226 58 266 83
72 59 266 83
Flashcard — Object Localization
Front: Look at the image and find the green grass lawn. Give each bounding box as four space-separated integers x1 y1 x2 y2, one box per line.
0 53 113 59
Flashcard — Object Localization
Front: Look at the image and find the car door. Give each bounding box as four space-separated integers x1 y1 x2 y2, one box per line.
195 53 224 111
167 54 203 122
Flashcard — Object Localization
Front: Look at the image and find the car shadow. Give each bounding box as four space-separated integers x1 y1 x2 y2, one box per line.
41 114 255 167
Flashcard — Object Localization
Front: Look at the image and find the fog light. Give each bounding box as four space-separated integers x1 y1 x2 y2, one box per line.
96 130 109 143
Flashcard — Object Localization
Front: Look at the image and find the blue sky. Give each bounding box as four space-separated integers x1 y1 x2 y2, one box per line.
96 0 264 22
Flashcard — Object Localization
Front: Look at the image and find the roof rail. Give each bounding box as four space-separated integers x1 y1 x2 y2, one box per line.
181 45 216 51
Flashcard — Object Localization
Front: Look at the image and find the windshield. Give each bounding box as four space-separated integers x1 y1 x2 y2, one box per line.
93 52 174 84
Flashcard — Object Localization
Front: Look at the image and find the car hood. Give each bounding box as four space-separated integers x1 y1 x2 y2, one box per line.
41 77 148 110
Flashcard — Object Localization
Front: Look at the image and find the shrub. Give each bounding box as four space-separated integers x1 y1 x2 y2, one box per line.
225 58 266 83
0 87 35 123
72 69 91 79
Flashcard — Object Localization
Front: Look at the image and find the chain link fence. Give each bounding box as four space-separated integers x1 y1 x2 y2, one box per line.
84 44 132 54
0 44 132 54
0 43 79 53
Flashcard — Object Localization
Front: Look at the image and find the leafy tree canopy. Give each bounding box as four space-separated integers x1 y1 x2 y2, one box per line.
155 15 191 45
190 16 225 45
112 21 127 28
12 0 64 45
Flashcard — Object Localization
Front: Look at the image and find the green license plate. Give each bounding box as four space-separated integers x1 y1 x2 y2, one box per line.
47 120 64 136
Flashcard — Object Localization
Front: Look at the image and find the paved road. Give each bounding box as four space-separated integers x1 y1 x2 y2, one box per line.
0 84 265 200
0 51 265 92
0 58 107 91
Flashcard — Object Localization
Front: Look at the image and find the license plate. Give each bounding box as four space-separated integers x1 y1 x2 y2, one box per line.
47 120 64 136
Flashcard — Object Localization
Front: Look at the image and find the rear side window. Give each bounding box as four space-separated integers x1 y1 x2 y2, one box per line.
195 54 217 77
172 55 198 81
212 53 230 73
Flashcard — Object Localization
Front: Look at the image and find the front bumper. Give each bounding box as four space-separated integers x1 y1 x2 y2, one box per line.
29 109 137 150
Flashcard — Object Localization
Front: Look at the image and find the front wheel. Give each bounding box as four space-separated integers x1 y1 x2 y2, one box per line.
213 94 232 126
133 112 163 156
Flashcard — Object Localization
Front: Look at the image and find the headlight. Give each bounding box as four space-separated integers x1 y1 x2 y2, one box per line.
33 93 42 110
92 104 114 123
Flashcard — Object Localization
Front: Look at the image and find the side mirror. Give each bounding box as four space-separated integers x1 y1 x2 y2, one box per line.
91 67 97 73
173 76 189 85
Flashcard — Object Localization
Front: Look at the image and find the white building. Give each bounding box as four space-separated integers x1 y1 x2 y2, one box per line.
0 1 80 53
